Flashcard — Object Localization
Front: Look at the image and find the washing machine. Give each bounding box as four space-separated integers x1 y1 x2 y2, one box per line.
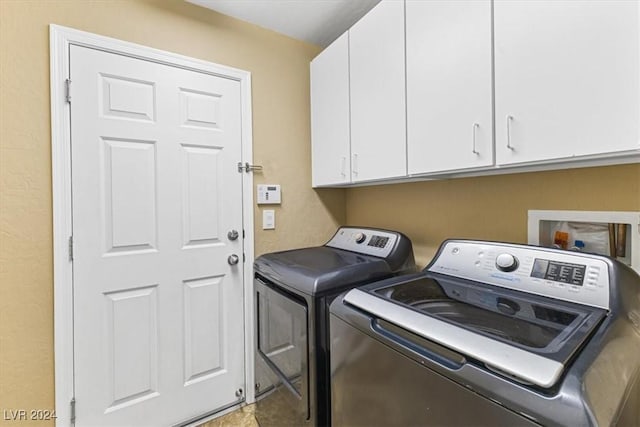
331 239 640 426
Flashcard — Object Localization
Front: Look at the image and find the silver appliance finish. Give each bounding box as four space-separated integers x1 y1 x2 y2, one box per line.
254 226 415 427
330 240 640 426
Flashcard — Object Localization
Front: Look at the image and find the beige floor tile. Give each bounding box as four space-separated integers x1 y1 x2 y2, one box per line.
198 404 258 427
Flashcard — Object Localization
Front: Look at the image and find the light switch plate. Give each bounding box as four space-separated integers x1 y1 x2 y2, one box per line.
263 210 275 230
257 184 281 204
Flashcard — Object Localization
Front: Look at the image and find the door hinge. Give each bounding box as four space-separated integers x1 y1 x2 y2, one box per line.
70 397 76 425
242 229 245 239
65 79 72 103
68 236 74 262
243 253 246 263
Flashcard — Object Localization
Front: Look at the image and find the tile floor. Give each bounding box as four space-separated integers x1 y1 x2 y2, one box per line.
198 404 258 427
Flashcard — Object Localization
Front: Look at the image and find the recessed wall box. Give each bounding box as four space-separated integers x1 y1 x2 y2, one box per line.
528 210 640 273
257 184 281 204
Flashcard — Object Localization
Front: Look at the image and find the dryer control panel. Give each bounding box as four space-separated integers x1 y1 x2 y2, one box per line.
326 227 398 258
428 240 611 309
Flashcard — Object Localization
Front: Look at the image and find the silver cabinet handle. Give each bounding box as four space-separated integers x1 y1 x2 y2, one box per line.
506 115 514 150
352 153 358 176
227 230 239 241
228 254 239 265
472 123 480 155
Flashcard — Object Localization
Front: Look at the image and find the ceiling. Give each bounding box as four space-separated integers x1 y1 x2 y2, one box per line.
187 0 381 47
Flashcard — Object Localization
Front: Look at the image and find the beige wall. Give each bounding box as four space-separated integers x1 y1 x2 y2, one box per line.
0 1 344 424
346 164 640 268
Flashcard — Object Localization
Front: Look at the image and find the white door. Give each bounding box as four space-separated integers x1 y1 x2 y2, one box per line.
70 45 245 426
406 0 493 175
310 32 351 187
349 0 407 182
494 0 640 165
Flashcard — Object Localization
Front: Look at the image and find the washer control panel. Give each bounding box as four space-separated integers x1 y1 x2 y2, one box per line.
428 240 610 309
326 227 398 258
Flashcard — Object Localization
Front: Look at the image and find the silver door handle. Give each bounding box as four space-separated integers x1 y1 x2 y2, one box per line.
228 254 239 265
506 115 514 150
472 123 480 155
227 230 239 241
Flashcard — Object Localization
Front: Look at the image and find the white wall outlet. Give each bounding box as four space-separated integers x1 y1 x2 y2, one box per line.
257 184 281 204
263 210 275 230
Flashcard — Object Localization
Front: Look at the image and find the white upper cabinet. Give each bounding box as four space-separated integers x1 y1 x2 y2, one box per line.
310 33 351 187
310 0 639 187
349 0 407 182
406 0 494 175
494 0 640 165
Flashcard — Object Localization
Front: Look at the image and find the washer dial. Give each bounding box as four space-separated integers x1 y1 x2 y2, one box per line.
496 253 519 272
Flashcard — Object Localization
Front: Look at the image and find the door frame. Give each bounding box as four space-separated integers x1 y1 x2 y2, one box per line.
50 25 256 426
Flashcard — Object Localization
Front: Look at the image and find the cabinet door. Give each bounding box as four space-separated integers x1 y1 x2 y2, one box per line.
495 0 640 165
310 33 351 187
406 0 493 175
349 0 407 182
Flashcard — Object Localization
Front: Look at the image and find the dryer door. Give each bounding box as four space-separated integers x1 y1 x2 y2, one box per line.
255 277 309 424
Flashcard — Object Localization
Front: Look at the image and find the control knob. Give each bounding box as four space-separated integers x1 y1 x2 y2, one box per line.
355 232 367 244
495 253 519 272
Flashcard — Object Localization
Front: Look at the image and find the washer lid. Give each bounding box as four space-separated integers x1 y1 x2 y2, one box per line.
347 274 606 388
254 246 393 295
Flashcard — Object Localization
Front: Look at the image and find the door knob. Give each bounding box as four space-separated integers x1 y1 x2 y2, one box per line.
228 254 240 265
227 229 239 241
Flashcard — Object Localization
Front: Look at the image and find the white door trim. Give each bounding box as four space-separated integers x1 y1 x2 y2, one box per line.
50 25 255 427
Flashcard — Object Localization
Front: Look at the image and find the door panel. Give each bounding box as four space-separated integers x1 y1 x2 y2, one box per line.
406 0 494 174
494 0 640 164
105 285 159 412
310 32 351 186
349 0 407 182
71 45 245 426
101 74 156 121
181 144 223 247
103 137 158 253
183 275 225 385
